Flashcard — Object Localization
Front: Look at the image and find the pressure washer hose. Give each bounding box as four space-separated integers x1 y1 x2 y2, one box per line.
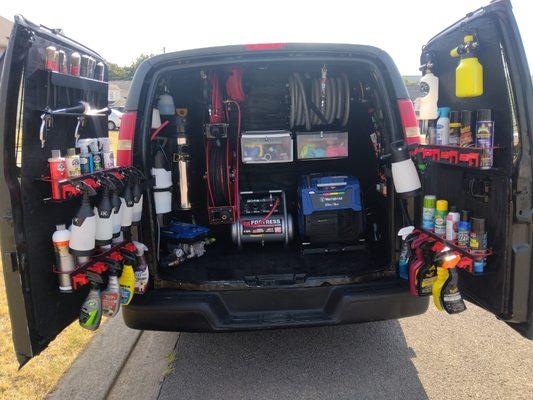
289 72 350 130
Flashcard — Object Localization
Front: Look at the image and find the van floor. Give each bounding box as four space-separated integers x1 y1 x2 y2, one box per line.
156 241 394 290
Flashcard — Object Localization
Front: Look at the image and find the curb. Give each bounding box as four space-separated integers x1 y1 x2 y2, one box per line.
46 313 142 400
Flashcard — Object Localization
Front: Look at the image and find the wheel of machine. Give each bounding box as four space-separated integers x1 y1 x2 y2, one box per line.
108 121 116 131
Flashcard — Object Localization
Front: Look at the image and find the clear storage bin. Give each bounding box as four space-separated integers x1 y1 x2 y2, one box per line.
296 131 349 160
241 131 293 164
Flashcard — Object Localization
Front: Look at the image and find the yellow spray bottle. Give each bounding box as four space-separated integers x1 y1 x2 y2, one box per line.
450 34 483 98
432 250 460 311
119 251 136 305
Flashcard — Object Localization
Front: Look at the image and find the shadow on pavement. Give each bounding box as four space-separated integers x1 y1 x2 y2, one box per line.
158 320 428 400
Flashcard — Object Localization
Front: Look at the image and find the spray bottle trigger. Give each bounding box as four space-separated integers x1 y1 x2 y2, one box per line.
86 271 104 286
76 181 98 196
397 226 415 240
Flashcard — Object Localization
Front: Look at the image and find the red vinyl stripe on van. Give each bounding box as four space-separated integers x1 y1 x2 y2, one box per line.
116 111 137 166
397 99 421 145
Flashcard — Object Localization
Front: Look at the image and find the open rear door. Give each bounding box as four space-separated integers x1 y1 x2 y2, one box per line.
0 16 109 365
417 0 532 337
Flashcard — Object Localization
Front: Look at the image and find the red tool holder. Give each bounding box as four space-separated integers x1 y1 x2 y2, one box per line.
40 166 141 202
416 228 492 274
53 241 132 291
411 144 500 169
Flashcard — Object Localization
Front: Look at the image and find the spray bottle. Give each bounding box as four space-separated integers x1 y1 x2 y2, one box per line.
49 150 67 200
120 177 134 235
79 272 103 330
119 250 136 305
416 242 444 296
432 250 465 313
131 176 144 225
450 34 483 98
132 241 149 294
397 226 416 280
94 183 114 248
151 148 172 225
77 139 94 174
418 62 439 120
69 183 97 261
101 260 122 317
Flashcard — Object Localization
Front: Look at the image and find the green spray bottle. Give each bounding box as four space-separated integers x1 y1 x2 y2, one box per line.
79 272 103 330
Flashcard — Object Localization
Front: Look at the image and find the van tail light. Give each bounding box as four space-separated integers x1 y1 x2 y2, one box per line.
116 111 137 167
397 99 421 145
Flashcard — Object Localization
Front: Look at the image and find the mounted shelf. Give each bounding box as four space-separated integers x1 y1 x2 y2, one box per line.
411 144 501 170
49 70 108 95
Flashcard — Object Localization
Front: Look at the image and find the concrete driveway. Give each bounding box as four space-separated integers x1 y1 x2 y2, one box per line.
154 302 532 400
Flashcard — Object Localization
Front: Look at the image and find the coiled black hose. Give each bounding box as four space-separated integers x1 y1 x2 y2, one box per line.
289 72 350 130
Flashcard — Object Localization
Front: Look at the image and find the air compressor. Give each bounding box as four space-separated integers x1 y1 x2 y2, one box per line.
232 190 293 247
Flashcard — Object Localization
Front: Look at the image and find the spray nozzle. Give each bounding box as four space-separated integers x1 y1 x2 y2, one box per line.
119 249 137 267
86 270 104 287
132 241 148 256
104 258 123 275
75 181 98 196
450 34 479 58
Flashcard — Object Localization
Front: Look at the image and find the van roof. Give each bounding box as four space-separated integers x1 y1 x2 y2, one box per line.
125 43 408 111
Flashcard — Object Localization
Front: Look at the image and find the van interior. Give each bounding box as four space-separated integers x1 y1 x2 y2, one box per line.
143 61 397 290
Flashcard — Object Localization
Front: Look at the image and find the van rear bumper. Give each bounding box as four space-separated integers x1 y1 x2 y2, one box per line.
122 281 429 332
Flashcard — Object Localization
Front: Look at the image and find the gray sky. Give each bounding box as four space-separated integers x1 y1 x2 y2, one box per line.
2 0 532 74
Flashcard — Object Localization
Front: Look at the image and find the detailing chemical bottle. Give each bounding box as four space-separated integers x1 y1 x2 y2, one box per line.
89 138 103 171
441 266 467 314
470 217 487 273
120 177 134 234
49 150 67 200
451 35 483 98
110 183 123 242
101 266 121 317
95 185 114 247
475 109 494 169
436 107 451 145
65 148 81 178
132 178 143 225
459 110 474 147
457 210 471 248
132 241 149 294
79 281 102 330
415 242 441 296
408 237 432 295
398 229 416 280
418 67 439 120
69 185 97 258
434 200 448 237
77 139 94 174
449 111 461 146
422 195 437 230
52 224 76 292
119 252 136 305
389 140 421 198
445 206 460 241
431 250 461 311
427 120 437 145
99 137 115 169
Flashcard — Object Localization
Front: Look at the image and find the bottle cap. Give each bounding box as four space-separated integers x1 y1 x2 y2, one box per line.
50 149 62 159
476 109 492 122
66 148 77 157
436 200 448 211
460 110 472 126
460 210 471 221
423 195 436 208
438 107 451 118
471 217 485 232
449 111 460 124
56 224 66 230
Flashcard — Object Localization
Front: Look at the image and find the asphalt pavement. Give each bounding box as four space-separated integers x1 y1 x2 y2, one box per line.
155 302 532 400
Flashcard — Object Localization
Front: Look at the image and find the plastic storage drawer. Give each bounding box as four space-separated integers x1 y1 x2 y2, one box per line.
241 131 293 164
296 131 348 160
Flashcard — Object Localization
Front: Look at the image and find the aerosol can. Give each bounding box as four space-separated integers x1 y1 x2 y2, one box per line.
101 261 122 317
79 273 103 330
94 183 114 248
132 241 149 294
69 183 97 259
119 251 136 305
120 177 134 234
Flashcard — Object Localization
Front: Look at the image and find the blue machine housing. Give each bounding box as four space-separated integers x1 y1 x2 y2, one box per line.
298 174 363 243
161 221 210 244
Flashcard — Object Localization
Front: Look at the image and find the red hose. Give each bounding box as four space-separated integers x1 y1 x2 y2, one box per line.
226 68 245 102
241 197 280 227
208 71 224 124
150 120 170 141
